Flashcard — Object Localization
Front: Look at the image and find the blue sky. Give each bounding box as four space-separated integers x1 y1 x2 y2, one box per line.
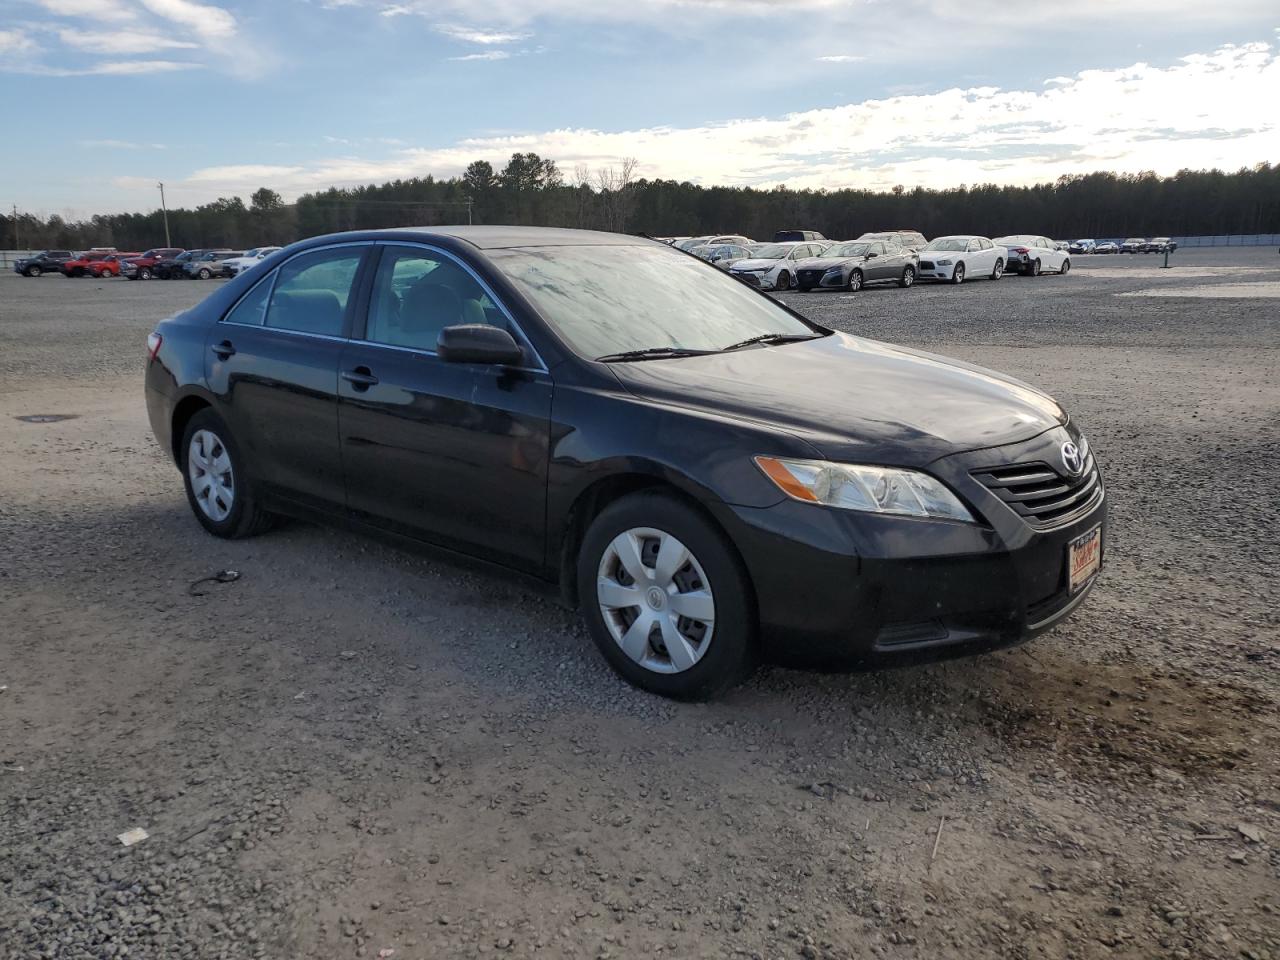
2 0 1278 216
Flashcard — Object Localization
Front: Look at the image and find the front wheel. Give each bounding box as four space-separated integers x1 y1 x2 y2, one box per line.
775 271 791 291
198 268 212 280
180 409 275 539
24 265 41 277
139 267 153 280
898 265 915 288
1060 259 1071 275
991 258 1004 280
848 270 863 292
951 262 965 285
578 492 757 700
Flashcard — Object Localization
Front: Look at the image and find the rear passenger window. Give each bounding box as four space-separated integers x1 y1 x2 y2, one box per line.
223 273 273 327
265 247 363 337
366 246 500 352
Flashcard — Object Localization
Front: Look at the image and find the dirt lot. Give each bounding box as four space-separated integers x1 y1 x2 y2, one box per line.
2 248 1278 959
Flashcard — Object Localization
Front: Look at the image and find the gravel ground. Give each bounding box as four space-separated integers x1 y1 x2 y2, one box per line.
1 247 1278 960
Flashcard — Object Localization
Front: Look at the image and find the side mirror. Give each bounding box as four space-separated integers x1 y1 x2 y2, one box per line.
865 251 877 258
437 324 524 366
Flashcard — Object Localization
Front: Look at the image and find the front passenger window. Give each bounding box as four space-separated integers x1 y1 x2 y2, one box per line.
266 247 363 337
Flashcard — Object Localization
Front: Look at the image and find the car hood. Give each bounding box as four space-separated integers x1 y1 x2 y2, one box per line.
729 258 783 272
609 331 1065 466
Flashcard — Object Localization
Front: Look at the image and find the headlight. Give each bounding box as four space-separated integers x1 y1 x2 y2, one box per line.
935 258 953 265
754 456 975 522
821 267 843 280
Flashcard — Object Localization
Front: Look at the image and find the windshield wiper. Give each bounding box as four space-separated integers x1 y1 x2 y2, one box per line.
595 347 719 362
720 332 821 352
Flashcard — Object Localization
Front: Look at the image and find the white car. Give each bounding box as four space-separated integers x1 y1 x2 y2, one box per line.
676 234 754 252
727 240 831 291
223 246 282 277
992 235 1071 276
917 236 1008 284
690 243 756 270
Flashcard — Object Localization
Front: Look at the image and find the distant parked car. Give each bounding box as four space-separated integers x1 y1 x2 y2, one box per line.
917 236 1007 284
677 235 755 251
772 230 827 243
1053 241 1070 252
60 251 112 277
728 241 831 291
992 236 1071 276
156 250 203 279
183 249 241 279
13 250 74 277
223 247 282 277
1094 241 1119 254
1143 237 1177 253
857 230 928 253
85 253 141 278
794 239 919 291
691 244 755 270
123 248 185 280
1069 239 1096 254
1120 238 1145 254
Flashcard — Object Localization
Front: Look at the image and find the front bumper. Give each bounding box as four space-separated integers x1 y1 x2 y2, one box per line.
732 271 776 290
917 260 956 280
709 426 1106 668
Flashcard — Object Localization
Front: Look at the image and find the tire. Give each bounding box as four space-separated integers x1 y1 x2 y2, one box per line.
898 265 915 288
951 262 965 285
1060 258 1070 275
577 491 757 700
198 268 212 280
848 269 863 292
139 267 153 280
1029 259 1041 277
24 265 41 277
101 268 114 278
775 271 791 291
991 258 1004 280
179 409 275 540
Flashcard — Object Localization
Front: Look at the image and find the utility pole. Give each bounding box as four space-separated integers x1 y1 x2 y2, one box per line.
158 182 171 247
466 197 473 225
11 204 17 251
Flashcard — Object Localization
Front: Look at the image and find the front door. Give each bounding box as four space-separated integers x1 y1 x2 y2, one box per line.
337 243 553 574
205 243 370 513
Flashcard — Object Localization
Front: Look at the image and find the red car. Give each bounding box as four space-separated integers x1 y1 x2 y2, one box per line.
85 253 141 278
60 252 111 277
122 247 184 280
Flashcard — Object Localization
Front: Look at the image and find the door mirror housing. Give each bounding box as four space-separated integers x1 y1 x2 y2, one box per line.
437 325 525 366
864 251 877 258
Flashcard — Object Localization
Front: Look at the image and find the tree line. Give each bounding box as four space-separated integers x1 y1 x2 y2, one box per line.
5 157 1278 252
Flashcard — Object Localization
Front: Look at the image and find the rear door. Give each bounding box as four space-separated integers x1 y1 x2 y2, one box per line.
337 243 553 573
205 242 371 513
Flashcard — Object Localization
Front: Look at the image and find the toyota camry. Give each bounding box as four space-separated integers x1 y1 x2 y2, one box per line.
145 226 1106 700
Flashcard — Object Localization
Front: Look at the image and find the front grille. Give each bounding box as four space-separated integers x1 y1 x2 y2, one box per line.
919 261 935 270
736 273 760 286
973 454 1102 529
798 270 822 283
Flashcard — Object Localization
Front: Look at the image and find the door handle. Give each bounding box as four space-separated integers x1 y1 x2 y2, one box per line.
211 340 236 360
341 367 379 389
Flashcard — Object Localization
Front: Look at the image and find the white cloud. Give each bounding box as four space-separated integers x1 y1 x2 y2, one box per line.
434 24 531 44
3 58 198 76
156 41 1278 203
136 0 237 41
0 29 39 56
58 28 200 54
80 139 168 149
449 51 511 61
816 55 865 63
36 0 136 22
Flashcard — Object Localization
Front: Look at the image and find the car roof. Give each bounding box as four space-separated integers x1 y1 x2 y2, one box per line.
303 225 649 250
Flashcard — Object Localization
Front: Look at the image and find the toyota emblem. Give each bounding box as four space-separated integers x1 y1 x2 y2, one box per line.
1061 441 1085 477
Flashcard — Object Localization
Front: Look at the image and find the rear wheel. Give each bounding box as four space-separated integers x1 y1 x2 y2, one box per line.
139 267 153 280
578 491 757 700
991 258 1004 280
180 409 275 540
1027 258 1041 277
24 265 41 277
898 265 915 288
951 262 966 285
848 270 863 292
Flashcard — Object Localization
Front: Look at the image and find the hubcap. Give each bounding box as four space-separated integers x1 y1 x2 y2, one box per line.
850 273 861 291
188 429 235 522
597 527 715 675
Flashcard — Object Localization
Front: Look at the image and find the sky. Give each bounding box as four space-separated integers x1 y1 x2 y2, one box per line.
1 0 1278 218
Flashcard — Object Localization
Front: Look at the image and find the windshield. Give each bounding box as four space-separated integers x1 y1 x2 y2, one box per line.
925 238 968 252
675 237 710 251
746 243 792 260
819 242 870 258
490 244 819 359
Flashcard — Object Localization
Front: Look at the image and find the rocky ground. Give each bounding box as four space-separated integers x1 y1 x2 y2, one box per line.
1 247 1277 959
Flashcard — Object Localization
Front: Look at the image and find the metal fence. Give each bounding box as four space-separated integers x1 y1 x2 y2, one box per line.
1 251 38 270
1165 235 1280 248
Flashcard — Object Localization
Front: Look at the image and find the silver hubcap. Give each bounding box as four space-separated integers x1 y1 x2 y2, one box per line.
188 429 234 522
597 527 715 674
995 262 1003 278
850 273 861 290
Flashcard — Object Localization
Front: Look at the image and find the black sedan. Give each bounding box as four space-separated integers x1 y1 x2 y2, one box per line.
145 227 1106 700
793 240 918 291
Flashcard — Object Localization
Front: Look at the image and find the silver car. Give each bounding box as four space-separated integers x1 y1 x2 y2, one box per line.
793 240 919 291
691 243 756 270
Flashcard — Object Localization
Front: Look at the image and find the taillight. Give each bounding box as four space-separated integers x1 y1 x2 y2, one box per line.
1012 247 1029 254
147 332 163 361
